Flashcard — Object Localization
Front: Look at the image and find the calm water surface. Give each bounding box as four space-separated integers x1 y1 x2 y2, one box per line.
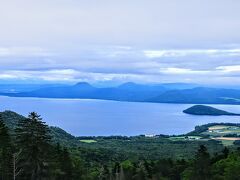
0 96 240 136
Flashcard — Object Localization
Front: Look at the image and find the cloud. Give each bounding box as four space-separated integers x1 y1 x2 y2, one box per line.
0 0 240 47
0 47 53 57
0 1 240 85
216 65 240 72
144 49 240 58
0 69 146 83
0 45 240 84
160 68 210 75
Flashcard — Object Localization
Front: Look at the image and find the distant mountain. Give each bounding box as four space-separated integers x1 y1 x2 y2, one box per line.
118 82 164 91
3 82 240 105
183 105 240 116
8 82 96 98
2 82 167 101
160 83 199 90
148 87 240 104
0 84 64 93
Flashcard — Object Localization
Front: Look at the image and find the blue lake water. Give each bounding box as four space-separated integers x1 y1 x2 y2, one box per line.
0 96 240 136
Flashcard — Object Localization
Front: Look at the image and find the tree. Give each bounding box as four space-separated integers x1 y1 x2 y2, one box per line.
133 161 148 180
0 114 13 180
13 150 23 180
60 148 73 180
192 145 211 180
15 112 51 180
222 147 229 158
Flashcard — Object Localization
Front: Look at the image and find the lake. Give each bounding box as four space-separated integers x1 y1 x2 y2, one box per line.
0 96 240 136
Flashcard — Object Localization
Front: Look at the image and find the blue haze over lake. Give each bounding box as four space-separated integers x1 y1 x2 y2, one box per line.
0 96 240 136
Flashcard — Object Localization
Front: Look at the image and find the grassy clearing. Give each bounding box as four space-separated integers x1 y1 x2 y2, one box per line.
79 139 97 143
169 136 202 141
220 140 235 146
208 125 230 130
204 125 240 146
203 125 240 137
212 137 240 141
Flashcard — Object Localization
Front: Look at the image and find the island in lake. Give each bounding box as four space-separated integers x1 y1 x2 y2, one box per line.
183 105 240 116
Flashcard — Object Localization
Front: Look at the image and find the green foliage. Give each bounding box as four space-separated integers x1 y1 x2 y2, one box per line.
191 145 211 180
212 151 240 179
50 143 75 180
78 136 223 160
1 110 240 179
187 122 240 136
0 114 13 180
15 112 52 179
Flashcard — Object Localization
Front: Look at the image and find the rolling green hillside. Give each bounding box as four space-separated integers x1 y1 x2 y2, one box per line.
2 110 240 159
0 110 226 159
0 110 79 146
2 110 240 179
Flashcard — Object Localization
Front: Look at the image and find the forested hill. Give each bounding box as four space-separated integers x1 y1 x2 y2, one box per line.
183 105 240 116
0 110 78 146
2 110 240 179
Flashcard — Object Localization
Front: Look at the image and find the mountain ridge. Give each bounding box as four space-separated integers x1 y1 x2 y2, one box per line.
2 82 240 105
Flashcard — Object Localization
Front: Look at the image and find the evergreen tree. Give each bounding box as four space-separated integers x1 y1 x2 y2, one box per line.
112 162 121 180
60 148 73 180
15 112 51 180
49 143 74 180
98 165 110 180
0 114 13 180
72 156 85 180
222 147 229 158
192 145 211 180
47 143 63 179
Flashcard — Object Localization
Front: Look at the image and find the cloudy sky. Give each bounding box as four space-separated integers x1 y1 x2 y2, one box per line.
0 0 240 85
